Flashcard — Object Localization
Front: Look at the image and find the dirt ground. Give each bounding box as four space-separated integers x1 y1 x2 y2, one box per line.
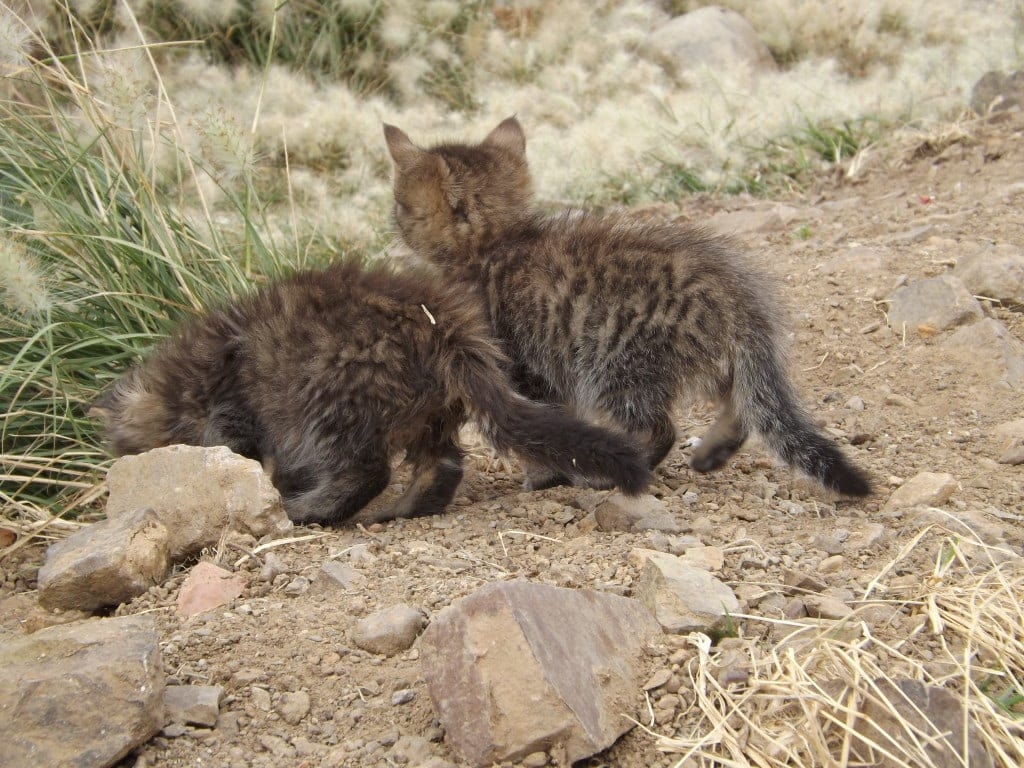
2 113 1023 768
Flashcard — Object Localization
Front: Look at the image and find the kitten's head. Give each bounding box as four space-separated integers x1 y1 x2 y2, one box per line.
383 116 533 261
89 370 172 456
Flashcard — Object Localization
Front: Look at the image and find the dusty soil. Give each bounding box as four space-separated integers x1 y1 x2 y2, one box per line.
2 113 1023 768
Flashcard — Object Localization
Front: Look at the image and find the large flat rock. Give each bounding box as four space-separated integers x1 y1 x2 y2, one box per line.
105 445 292 558
0 615 164 768
420 580 660 767
886 275 982 333
37 507 171 612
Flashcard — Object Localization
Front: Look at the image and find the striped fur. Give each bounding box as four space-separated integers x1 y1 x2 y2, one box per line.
92 260 650 525
384 118 871 497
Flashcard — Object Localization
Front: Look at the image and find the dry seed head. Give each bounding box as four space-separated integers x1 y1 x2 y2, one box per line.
176 0 239 27
192 108 256 183
0 7 34 73
0 235 53 317
340 0 378 19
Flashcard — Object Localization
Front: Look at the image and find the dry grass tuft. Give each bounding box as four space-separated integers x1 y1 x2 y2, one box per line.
648 523 1024 767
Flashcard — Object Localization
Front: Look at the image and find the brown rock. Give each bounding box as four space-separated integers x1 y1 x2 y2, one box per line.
317 560 367 591
632 548 740 633
802 595 854 620
884 472 958 511
37 508 171 613
164 685 223 727
0 592 91 635
419 580 660 767
855 679 993 768
176 561 246 618
998 436 1024 464
594 493 682 533
941 319 1024 388
351 603 426 656
105 445 292 559
0 615 164 767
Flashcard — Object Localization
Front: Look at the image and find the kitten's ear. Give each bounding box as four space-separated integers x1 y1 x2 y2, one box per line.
483 116 526 156
383 124 424 171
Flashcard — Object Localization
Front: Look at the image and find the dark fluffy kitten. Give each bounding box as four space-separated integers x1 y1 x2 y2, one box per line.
383 117 871 497
92 260 651 525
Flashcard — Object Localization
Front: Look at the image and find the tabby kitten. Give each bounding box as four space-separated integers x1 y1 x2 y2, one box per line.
384 117 871 497
91 260 651 525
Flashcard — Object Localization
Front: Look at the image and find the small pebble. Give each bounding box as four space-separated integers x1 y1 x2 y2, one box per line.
284 576 310 596
391 689 415 705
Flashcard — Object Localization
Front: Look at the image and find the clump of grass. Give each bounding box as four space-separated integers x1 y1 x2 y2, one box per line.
0 10 300 525
645 523 1024 766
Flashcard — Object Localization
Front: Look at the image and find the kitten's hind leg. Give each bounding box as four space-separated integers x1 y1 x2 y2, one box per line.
364 412 465 524
690 399 748 473
281 443 391 526
646 411 677 470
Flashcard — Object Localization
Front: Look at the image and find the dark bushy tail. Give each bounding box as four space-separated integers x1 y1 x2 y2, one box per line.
449 344 651 495
734 342 872 497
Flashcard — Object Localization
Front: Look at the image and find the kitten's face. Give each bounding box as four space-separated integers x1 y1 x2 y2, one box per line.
383 117 533 259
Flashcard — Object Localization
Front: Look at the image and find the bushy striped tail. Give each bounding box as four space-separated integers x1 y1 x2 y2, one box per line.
734 342 871 497
450 345 651 495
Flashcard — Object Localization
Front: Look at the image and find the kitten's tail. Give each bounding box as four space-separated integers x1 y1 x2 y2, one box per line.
733 339 872 497
447 342 651 495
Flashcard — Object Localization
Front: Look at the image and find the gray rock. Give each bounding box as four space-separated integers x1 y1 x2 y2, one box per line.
998 436 1024 464
955 243 1024 304
419 580 660 767
678 545 725 571
855 678 993 768
391 734 432 764
942 318 1024 388
886 275 982 333
595 493 682 533
277 690 311 725
908 507 1006 545
885 472 958 511
251 686 272 712
631 548 740 633
37 507 171 612
802 595 853 620
820 247 885 277
284 576 311 596
164 685 223 727
318 560 367 591
259 733 296 759
708 206 797 236
258 552 288 583
0 615 164 767
970 69 1024 116
352 603 426 656
648 6 776 76
391 689 415 705
105 445 292 559
847 522 887 551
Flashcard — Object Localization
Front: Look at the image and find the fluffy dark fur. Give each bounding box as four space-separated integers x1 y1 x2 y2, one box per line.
384 117 872 497
92 260 651 525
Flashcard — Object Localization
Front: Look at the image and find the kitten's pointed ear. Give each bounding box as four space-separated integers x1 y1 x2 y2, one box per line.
383 124 423 171
483 116 526 156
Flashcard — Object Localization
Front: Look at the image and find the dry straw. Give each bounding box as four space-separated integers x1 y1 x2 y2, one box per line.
646 522 1024 767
